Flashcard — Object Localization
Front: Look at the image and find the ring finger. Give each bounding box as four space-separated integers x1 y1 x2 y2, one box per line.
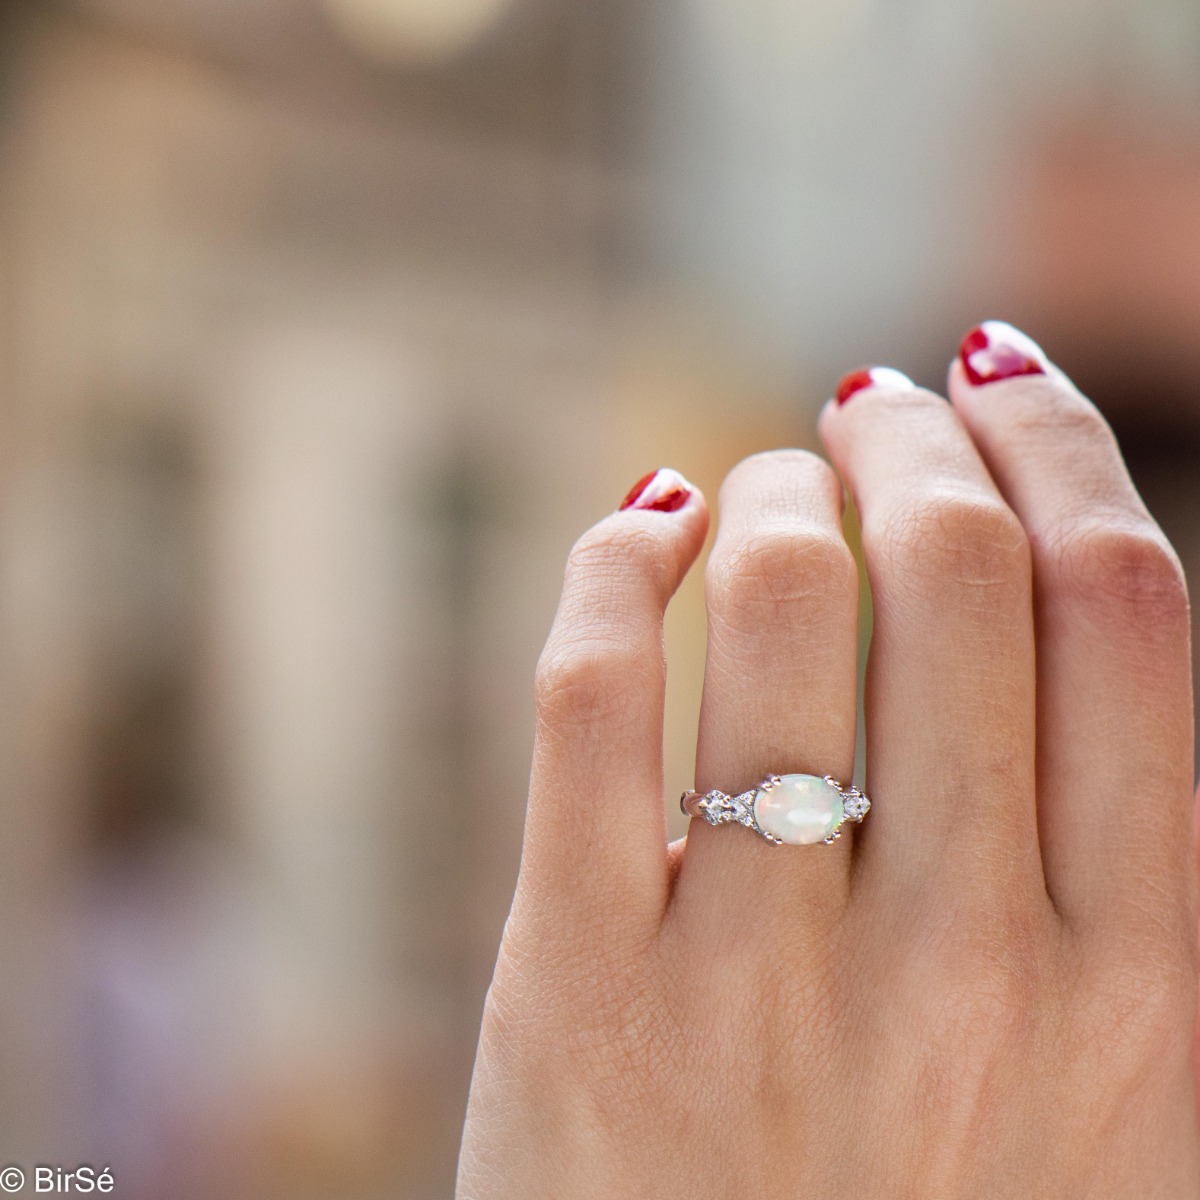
672 449 860 946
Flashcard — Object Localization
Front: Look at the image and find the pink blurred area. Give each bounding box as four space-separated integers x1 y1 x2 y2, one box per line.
0 1 1197 1196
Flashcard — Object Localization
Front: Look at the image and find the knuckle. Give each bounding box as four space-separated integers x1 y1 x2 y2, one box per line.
914 953 1040 1108
911 984 1029 1130
1007 387 1116 450
1046 521 1189 625
1084 943 1198 1070
535 518 676 730
919 902 1044 1057
929 973 1031 1062
565 524 667 592
869 491 1029 597
707 525 856 626
534 639 657 729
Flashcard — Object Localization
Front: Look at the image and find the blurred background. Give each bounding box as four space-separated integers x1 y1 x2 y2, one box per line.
0 0 1198 1195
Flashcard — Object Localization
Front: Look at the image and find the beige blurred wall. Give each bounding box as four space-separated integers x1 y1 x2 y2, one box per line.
0 6 798 1196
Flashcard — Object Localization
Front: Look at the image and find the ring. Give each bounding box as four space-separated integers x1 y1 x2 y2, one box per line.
681 773 869 845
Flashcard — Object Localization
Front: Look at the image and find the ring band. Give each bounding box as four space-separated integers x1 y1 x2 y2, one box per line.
681 773 869 846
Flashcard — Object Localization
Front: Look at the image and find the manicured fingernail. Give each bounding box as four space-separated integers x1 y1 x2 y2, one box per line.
835 366 914 405
959 321 1048 386
619 468 693 513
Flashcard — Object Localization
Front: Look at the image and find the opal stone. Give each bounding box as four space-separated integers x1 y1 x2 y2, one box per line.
754 773 844 845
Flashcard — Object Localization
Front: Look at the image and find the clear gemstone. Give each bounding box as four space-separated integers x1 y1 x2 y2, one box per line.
754 774 844 845
842 790 868 820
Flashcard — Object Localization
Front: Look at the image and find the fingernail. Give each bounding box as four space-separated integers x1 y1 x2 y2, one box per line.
619 468 693 513
959 321 1048 386
835 366 915 405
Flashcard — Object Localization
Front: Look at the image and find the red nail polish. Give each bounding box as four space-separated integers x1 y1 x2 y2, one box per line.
835 366 914 405
620 468 692 513
959 321 1048 386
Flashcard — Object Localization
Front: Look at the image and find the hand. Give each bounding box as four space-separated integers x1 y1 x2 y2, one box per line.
457 323 1200 1198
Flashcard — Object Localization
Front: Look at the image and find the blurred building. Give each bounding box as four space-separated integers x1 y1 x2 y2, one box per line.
0 1 1196 1197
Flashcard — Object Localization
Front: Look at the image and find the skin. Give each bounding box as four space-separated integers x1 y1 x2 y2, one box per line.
456 329 1200 1198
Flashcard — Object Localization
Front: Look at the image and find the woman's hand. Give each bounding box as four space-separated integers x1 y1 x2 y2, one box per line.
457 323 1200 1198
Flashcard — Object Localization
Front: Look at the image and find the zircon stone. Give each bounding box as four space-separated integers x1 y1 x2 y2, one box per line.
754 774 844 845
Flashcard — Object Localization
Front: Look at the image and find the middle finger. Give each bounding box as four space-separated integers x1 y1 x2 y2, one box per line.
819 372 1044 910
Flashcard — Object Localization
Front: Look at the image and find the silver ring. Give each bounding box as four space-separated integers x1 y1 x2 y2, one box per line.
681 773 869 846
